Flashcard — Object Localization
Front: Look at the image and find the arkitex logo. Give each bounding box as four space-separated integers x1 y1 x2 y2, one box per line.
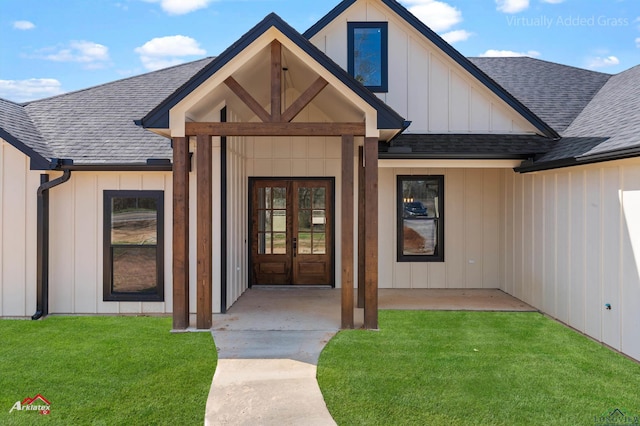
9 394 51 415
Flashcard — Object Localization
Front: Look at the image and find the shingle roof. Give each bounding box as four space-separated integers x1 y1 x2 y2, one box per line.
468 57 612 133
515 65 640 172
381 133 556 159
561 64 640 157
20 58 213 166
0 98 51 168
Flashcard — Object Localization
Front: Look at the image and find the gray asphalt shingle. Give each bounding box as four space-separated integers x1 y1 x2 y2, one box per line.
0 98 52 162
21 58 213 165
469 57 612 133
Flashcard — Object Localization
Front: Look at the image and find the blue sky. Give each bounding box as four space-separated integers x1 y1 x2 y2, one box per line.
1 0 638 102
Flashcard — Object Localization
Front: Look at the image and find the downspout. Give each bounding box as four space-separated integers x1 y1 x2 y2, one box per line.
32 167 72 320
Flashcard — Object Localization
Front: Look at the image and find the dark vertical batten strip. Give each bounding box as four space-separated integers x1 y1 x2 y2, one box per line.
220 107 228 314
357 146 365 309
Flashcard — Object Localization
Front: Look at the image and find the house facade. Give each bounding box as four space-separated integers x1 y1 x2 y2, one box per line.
1 0 639 361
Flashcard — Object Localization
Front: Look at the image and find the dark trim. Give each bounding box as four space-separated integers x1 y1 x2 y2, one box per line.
247 177 336 288
0 128 51 170
516 146 640 173
60 163 173 172
347 22 388 93
32 170 72 320
379 152 531 160
396 175 445 263
140 13 405 132
304 0 559 139
220 107 228 314
103 190 165 302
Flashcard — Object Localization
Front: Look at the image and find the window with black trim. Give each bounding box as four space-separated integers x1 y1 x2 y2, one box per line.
397 176 444 262
104 190 164 301
348 22 388 92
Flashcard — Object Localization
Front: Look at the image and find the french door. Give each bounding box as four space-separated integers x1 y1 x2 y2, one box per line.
250 179 334 286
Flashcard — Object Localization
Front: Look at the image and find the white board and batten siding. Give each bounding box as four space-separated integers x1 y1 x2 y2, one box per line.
378 167 504 289
0 140 39 317
47 171 173 316
308 0 539 135
504 158 640 361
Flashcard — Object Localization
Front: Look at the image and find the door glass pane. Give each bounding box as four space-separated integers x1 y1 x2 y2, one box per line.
273 210 286 232
312 210 326 231
273 233 287 254
259 210 272 233
273 187 286 209
298 188 311 209
313 233 326 254
298 211 311 232
298 232 312 254
312 188 326 209
258 233 269 254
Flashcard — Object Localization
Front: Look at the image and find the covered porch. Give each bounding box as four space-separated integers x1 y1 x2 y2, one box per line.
140 15 408 331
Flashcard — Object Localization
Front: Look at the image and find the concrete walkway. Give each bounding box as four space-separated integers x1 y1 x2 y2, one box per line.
204 288 534 425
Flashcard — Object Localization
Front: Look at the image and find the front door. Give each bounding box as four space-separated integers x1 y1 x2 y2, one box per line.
250 179 334 286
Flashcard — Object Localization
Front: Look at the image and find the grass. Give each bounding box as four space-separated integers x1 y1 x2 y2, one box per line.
0 316 216 426
318 311 640 425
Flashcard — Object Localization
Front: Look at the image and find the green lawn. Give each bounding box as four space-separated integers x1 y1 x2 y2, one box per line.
318 311 640 426
0 316 216 426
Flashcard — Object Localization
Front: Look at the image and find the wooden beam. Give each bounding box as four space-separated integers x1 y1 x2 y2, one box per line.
271 40 282 122
364 137 379 329
172 137 190 330
224 76 271 123
357 146 365 309
186 122 365 137
196 134 213 329
281 77 328 123
341 135 355 329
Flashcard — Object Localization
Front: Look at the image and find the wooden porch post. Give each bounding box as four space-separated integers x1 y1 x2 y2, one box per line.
196 134 213 329
172 137 190 330
364 137 379 329
341 135 355 329
357 146 365 309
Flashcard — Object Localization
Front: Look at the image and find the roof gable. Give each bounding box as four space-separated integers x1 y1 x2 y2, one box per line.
304 0 559 138
141 13 406 134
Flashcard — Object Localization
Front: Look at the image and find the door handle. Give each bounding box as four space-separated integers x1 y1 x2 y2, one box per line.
293 237 297 257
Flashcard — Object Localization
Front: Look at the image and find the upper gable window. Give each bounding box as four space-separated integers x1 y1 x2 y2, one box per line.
348 22 388 92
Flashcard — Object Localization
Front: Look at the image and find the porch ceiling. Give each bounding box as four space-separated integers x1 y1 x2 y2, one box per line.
186 43 367 125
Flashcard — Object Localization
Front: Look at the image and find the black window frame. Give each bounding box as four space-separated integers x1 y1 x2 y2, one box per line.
347 21 389 93
103 190 165 302
397 175 445 262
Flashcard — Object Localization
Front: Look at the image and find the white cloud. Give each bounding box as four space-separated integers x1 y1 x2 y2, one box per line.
442 30 473 44
13 20 35 30
135 35 205 70
402 0 461 32
0 78 63 103
479 49 541 57
587 56 620 69
143 0 213 15
41 41 110 69
496 0 529 14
